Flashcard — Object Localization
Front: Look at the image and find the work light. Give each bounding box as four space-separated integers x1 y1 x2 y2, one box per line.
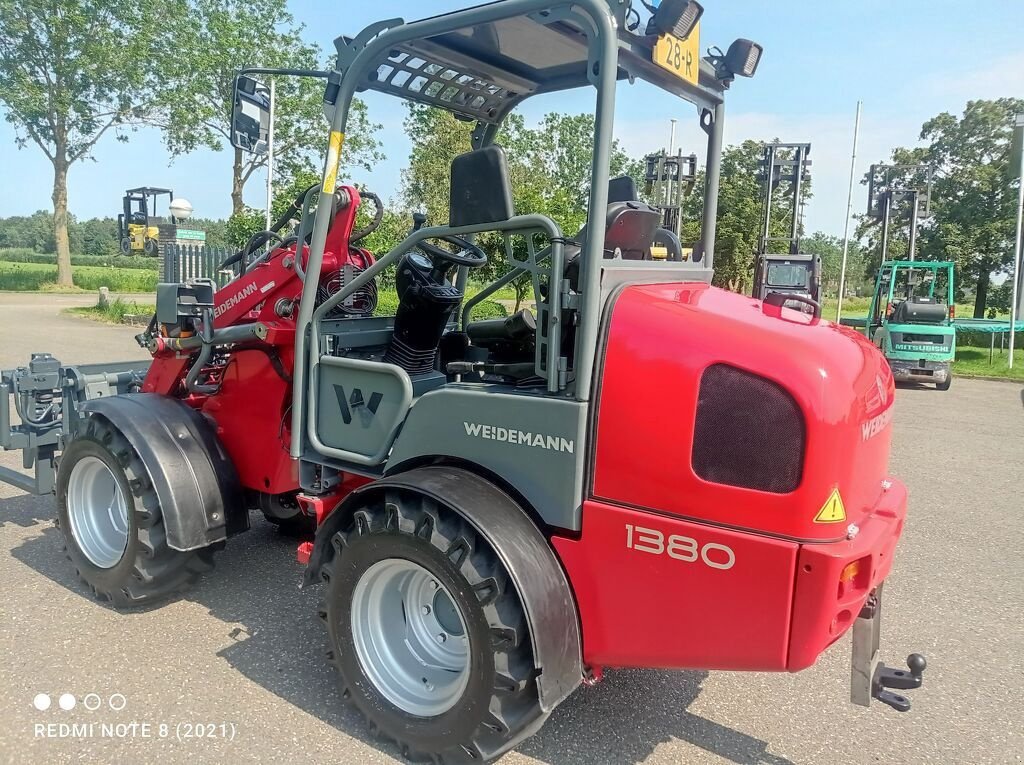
646 0 703 40
723 39 763 78
708 38 763 84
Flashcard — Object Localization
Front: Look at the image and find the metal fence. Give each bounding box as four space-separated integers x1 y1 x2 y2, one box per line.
162 244 235 288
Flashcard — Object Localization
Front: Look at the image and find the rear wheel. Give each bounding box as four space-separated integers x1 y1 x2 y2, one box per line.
143 237 159 256
56 417 214 608
259 492 315 537
319 493 544 763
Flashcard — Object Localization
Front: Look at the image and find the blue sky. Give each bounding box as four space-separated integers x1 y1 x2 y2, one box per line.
2 0 1023 236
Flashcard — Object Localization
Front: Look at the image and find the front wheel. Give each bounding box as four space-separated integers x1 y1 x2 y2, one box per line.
319 494 545 763
936 374 952 391
56 417 214 608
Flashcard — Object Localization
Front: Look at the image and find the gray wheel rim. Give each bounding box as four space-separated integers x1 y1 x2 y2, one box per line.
351 558 470 717
66 455 129 569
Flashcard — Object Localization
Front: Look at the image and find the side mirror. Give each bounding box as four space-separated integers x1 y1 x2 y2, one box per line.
231 74 271 154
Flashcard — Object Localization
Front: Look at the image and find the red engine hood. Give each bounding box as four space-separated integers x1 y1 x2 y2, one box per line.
592 282 896 542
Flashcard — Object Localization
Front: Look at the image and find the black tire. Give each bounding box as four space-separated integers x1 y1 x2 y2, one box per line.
319 492 544 763
119 237 132 255
259 491 315 537
56 416 214 608
143 237 159 257
263 514 316 536
937 375 951 391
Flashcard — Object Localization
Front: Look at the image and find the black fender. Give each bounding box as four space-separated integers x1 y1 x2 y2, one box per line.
304 465 583 712
78 394 247 551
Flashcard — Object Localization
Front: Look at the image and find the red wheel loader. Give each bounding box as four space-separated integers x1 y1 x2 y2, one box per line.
0 1 926 761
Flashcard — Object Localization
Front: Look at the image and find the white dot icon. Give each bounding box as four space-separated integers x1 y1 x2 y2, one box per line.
59 694 76 711
33 694 51 711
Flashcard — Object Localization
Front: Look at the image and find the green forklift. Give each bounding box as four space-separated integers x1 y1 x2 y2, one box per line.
866 260 955 390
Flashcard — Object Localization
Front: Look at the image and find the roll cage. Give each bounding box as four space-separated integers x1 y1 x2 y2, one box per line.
288 0 747 462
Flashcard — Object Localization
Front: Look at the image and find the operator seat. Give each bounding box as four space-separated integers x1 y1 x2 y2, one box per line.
563 177 663 291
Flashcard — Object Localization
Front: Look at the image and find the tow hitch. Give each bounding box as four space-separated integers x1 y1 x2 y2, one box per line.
850 586 927 712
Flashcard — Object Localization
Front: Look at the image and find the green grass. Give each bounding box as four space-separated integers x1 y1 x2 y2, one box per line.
375 290 506 319
68 292 508 326
68 298 154 325
0 261 157 292
0 249 157 270
952 344 1024 381
823 295 871 319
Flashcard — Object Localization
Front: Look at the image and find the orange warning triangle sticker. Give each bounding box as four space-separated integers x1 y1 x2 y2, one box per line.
814 488 846 523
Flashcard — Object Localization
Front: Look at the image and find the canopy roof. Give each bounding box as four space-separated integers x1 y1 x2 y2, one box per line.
343 2 727 125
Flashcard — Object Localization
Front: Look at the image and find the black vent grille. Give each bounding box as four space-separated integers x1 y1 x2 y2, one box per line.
691 364 805 494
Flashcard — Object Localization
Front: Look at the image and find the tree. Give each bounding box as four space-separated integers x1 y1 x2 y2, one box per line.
225 167 322 249
75 217 119 256
800 231 868 297
0 0 168 284
157 0 382 215
863 99 1024 317
0 210 56 252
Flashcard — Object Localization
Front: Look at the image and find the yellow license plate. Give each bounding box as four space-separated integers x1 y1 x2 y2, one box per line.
653 23 700 86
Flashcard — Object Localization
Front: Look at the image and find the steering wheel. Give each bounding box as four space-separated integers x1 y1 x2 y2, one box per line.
416 235 488 269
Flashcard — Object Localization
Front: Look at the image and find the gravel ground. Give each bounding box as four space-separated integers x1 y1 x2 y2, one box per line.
0 293 1021 765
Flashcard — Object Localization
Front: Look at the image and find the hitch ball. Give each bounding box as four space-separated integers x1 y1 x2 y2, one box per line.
906 653 926 678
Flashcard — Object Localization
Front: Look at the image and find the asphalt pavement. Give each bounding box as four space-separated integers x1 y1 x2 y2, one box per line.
0 292 1021 765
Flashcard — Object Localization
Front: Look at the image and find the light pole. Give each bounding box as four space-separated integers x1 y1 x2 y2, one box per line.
837 101 862 321
1009 114 1024 369
264 78 276 233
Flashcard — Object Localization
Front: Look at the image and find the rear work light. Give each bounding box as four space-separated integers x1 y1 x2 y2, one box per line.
724 38 763 78
647 0 704 40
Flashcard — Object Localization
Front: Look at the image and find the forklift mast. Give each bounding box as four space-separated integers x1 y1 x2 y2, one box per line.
757 142 811 256
866 164 932 262
643 150 697 240
752 142 820 307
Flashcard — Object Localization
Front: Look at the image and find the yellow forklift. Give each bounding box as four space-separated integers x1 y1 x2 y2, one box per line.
117 187 177 256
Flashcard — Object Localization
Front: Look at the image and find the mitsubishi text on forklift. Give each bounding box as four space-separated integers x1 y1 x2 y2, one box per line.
0 1 927 761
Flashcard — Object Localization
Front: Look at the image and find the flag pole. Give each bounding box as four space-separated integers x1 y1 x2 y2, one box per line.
836 101 862 322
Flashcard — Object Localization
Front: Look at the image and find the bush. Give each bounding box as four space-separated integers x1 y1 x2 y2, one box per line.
463 299 507 320
0 262 157 292
0 249 157 270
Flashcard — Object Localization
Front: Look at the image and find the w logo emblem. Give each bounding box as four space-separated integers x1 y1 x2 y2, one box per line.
334 385 383 427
